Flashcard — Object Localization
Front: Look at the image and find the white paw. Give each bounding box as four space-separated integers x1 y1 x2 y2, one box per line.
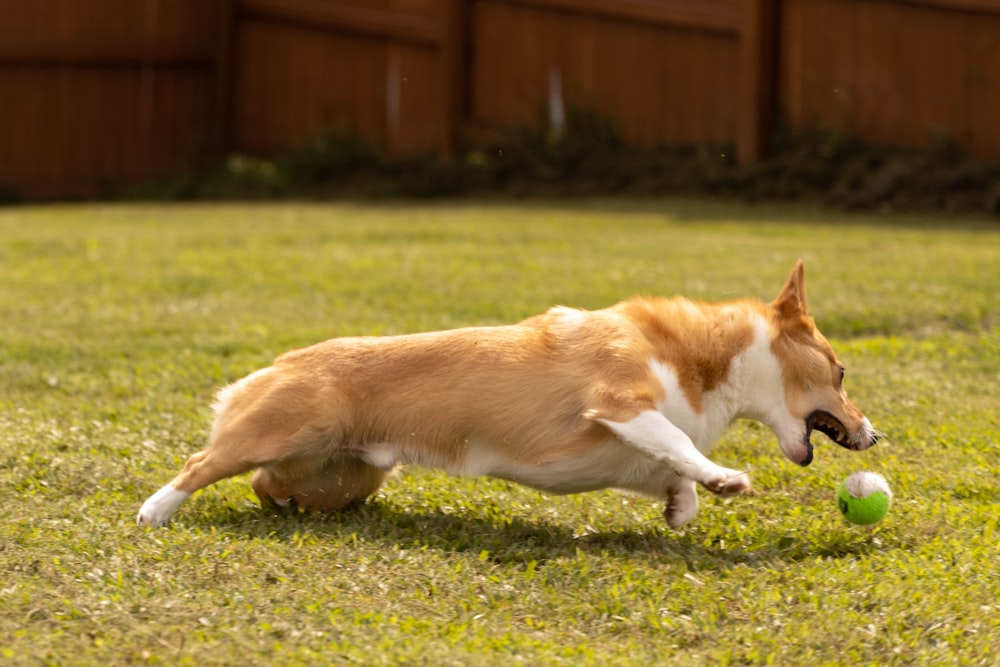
664 479 699 528
137 486 190 527
702 468 751 497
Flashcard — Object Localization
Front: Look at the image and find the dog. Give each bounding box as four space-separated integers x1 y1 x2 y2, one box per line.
138 261 878 529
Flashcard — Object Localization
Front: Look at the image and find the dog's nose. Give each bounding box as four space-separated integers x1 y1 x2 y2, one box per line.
860 417 879 449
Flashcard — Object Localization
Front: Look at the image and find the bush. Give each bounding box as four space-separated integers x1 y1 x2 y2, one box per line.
122 109 1000 217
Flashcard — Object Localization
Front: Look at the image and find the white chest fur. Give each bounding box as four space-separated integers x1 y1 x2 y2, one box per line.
647 315 780 452
648 359 737 453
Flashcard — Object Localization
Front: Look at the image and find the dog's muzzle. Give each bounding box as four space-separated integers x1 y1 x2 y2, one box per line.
805 410 879 452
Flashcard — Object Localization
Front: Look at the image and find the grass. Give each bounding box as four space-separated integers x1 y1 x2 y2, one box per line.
0 200 997 665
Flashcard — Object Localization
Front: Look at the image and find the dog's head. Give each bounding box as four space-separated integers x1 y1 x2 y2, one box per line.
763 261 879 466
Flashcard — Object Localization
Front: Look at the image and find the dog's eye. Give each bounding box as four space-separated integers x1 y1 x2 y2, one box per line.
837 365 846 385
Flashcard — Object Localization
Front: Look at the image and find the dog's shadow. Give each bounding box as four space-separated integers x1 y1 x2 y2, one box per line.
191 499 883 569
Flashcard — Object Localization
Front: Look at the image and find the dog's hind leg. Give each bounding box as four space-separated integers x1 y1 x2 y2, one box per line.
136 435 292 527
138 404 337 526
137 446 263 527
138 364 359 526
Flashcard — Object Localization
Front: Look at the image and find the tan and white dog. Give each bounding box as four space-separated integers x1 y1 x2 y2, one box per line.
138 261 878 529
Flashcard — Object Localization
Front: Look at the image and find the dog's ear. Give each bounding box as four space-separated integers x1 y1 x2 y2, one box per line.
772 260 808 320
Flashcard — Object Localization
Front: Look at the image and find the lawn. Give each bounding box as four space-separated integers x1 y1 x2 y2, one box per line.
1 201 997 665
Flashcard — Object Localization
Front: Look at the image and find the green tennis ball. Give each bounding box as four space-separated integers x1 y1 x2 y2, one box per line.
837 471 891 525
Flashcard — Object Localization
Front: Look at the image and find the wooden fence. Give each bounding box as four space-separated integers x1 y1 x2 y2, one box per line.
779 0 1000 160
0 0 226 199
0 0 997 199
230 0 464 158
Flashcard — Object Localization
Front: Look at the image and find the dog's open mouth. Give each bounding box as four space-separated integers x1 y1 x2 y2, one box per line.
805 410 856 450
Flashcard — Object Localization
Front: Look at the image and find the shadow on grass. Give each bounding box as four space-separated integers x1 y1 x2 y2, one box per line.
187 499 887 570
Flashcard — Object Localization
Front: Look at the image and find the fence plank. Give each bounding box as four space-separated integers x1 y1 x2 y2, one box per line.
212 0 236 156
738 0 778 162
468 0 741 148
238 0 445 46
498 0 740 33
0 0 220 198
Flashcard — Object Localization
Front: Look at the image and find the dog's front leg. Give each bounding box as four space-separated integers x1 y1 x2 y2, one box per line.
664 478 699 528
591 410 750 498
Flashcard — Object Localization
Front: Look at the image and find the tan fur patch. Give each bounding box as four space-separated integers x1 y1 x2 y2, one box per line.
612 297 757 412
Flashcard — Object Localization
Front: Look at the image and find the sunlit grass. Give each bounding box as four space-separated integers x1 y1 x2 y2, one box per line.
1 201 997 665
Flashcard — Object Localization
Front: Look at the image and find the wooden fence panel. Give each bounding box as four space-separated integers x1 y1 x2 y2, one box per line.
231 0 453 157
0 0 223 199
469 0 742 148
779 0 1000 159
